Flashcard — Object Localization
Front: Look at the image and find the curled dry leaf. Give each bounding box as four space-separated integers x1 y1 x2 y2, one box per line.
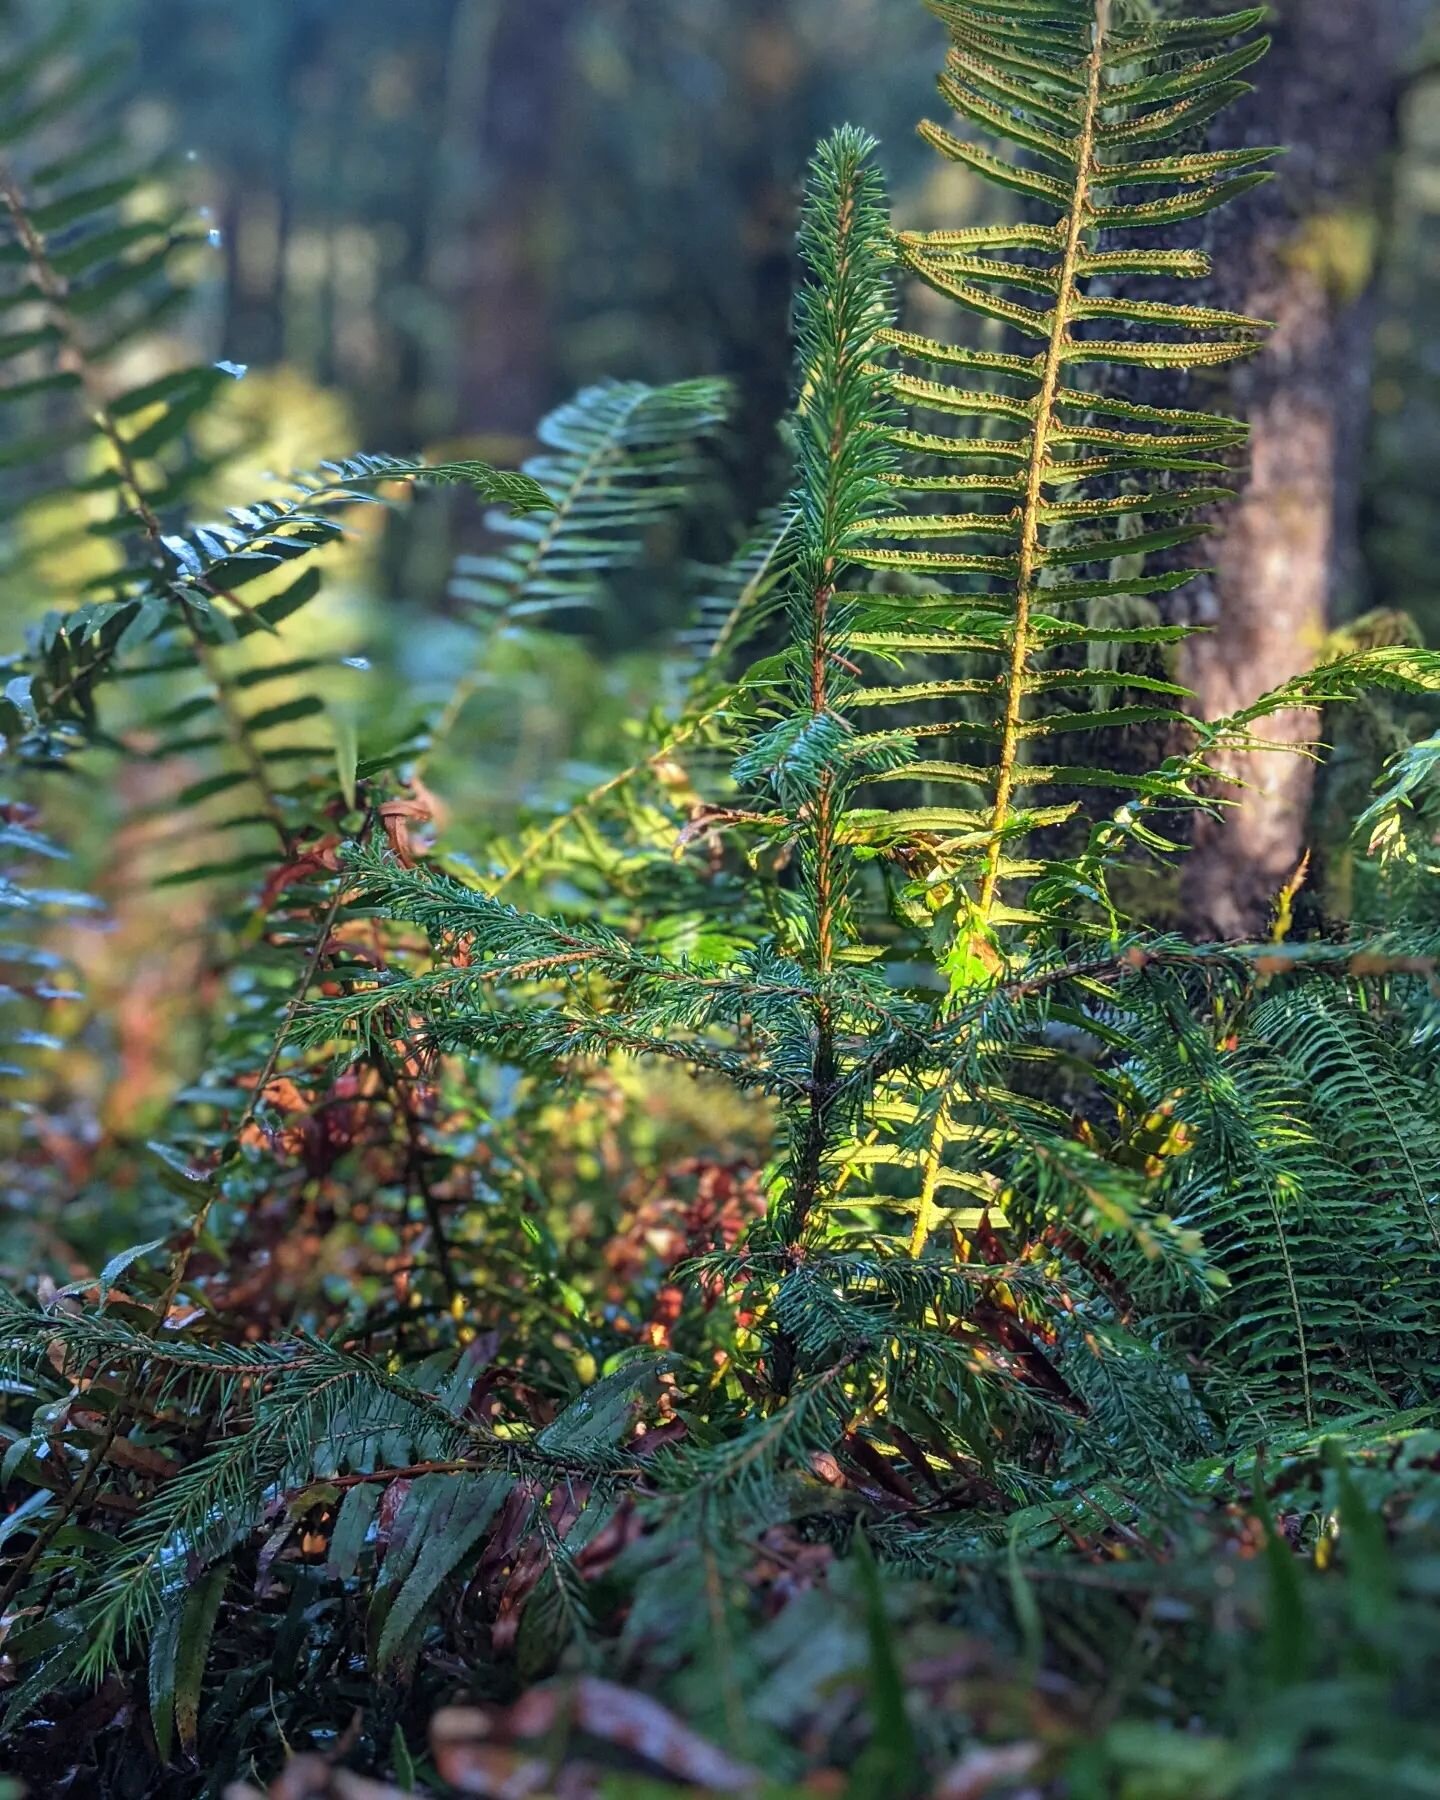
261 838 344 910
438 1677 766 1794
931 1742 1043 1800
429 1709 551 1798
378 796 438 868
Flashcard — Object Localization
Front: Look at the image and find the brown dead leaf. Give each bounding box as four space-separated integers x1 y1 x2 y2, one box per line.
260 1077 311 1114
223 1755 333 1800
261 838 343 910
1347 952 1436 979
103 1435 177 1479
1252 954 1293 979
486 1677 765 1792
378 798 435 867
223 1757 417 1800
330 1776 421 1800
430 1711 550 1798
932 1742 1043 1799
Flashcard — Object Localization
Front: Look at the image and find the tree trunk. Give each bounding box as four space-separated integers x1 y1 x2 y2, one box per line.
455 0 575 441
1177 0 1420 939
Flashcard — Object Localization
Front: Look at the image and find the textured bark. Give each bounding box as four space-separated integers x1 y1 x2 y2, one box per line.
1176 0 1420 939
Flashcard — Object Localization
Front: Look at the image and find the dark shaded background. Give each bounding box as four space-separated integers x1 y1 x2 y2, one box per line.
128 3 939 486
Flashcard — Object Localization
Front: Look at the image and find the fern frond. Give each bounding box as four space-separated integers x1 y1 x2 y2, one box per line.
680 505 801 682
0 14 218 579
4 458 544 908
0 29 544 865
731 128 899 1269
0 791 96 1283
1356 732 1440 877
1122 964 1440 1433
0 1294 659 1697
467 504 796 901
852 0 1277 922
426 378 731 764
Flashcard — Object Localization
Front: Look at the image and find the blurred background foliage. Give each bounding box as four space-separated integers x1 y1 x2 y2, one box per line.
86 0 1440 618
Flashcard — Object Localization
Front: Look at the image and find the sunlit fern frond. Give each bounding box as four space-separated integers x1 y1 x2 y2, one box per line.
843 0 1276 929
3 456 548 895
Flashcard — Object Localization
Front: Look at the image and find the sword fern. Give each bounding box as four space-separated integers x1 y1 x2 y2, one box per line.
850 0 1275 934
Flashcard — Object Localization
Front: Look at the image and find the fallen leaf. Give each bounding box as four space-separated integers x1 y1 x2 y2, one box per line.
502 1677 765 1792
932 1742 1043 1799
431 1712 550 1798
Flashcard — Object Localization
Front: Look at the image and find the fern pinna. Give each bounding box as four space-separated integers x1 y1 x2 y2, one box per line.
428 377 731 778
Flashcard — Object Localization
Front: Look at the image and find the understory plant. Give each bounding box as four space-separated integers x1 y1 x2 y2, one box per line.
2 2 1439 1795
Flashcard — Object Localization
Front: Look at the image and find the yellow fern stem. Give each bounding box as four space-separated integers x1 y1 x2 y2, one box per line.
978 0 1111 922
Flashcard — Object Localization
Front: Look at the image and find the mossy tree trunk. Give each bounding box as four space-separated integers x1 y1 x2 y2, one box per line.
1175 0 1422 939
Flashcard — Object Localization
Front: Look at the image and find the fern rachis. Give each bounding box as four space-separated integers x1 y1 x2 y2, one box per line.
975 0 1111 921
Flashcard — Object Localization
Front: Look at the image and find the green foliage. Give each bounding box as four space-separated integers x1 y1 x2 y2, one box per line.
430 377 731 771
1123 960 1440 1430
2 3 1440 1796
850 0 1272 918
